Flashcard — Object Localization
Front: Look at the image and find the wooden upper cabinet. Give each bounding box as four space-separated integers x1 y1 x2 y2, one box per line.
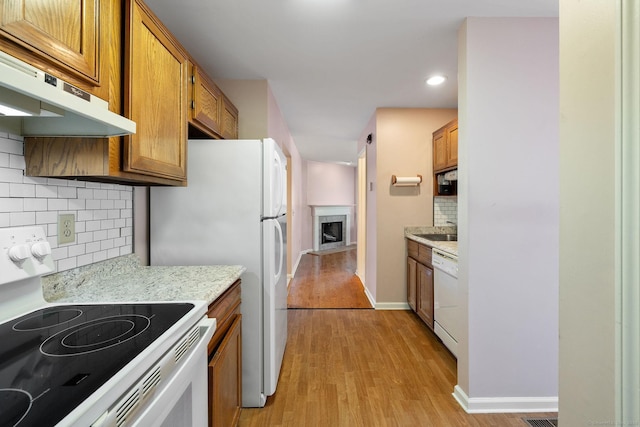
446 120 458 168
189 64 223 138
432 127 447 171
432 118 458 173
220 94 239 140
0 0 113 98
123 0 188 181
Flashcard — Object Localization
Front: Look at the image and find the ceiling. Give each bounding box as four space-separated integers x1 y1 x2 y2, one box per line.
145 0 558 164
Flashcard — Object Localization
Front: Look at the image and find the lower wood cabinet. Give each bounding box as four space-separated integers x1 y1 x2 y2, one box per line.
206 280 242 427
406 239 434 330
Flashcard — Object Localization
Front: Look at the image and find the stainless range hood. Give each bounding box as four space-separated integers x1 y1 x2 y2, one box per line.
0 51 136 137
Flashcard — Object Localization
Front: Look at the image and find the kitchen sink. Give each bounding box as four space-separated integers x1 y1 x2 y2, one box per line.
415 233 458 242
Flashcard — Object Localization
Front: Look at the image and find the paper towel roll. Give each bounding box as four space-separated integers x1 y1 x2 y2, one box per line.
391 175 422 186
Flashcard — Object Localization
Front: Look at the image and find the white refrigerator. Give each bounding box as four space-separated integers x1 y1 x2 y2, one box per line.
149 138 288 408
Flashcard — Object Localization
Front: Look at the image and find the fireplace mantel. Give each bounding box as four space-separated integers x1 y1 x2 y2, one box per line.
310 205 353 251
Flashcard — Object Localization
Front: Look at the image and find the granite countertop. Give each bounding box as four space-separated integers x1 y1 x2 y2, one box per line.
404 226 458 256
43 254 246 306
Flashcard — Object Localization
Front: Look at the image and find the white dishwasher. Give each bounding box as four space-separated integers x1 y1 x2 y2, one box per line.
432 248 459 358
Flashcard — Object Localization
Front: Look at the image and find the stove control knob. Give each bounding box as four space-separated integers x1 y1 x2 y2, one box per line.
31 241 52 259
8 244 30 263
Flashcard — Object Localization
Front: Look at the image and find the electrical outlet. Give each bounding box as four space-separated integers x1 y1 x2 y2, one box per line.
58 214 75 244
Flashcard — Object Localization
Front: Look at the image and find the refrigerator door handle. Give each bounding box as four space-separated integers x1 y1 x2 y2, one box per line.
273 150 285 217
274 219 284 283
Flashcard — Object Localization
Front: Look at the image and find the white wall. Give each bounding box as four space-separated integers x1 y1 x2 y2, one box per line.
0 133 133 273
306 160 356 246
559 0 618 424
457 17 559 410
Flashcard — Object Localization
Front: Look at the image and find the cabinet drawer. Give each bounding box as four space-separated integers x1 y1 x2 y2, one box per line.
407 239 419 259
417 243 432 266
207 279 241 354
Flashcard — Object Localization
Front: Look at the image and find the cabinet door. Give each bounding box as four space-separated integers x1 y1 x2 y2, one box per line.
417 263 434 330
209 314 242 427
446 121 458 168
123 0 188 181
432 128 447 171
0 0 100 84
220 94 239 140
407 256 417 312
190 64 223 137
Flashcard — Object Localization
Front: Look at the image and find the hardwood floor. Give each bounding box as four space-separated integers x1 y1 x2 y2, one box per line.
287 247 372 309
239 250 556 426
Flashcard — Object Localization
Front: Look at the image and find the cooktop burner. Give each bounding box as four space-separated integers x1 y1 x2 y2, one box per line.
0 302 194 427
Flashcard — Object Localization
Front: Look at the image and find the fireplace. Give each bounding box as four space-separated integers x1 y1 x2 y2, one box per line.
322 221 343 244
310 205 352 251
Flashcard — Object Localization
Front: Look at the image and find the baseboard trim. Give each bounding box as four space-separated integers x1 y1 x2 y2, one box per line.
363 286 375 308
374 302 411 310
453 386 558 413
292 249 311 280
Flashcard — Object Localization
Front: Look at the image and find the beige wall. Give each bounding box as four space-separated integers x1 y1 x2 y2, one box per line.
559 0 617 424
372 108 457 307
214 79 305 278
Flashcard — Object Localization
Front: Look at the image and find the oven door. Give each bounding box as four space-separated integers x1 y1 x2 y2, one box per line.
92 316 216 427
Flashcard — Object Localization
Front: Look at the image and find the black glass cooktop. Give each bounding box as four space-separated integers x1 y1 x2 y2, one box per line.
0 303 194 427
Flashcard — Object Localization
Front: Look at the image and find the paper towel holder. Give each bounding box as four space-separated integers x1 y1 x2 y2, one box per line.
391 174 422 186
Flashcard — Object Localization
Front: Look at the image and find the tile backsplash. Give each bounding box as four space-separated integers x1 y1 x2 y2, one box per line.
434 196 457 227
0 132 133 273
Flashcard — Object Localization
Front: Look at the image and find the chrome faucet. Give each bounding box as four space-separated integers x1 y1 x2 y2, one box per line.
446 220 457 234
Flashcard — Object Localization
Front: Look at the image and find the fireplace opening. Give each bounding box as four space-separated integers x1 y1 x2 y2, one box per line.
322 221 343 245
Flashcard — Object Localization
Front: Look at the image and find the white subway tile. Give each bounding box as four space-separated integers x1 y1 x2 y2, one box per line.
93 251 107 262
0 153 8 167
93 230 107 241
51 247 68 259
68 199 85 210
86 241 101 253
57 186 77 199
47 199 68 211
0 167 24 183
86 199 100 209
108 248 120 259
0 138 23 155
101 219 114 230
23 198 47 211
0 198 22 212
86 220 100 232
77 254 93 267
77 210 93 221
108 190 120 200
93 210 107 220
101 239 114 250
36 211 57 224
10 154 25 170
93 189 107 199
77 188 94 199
100 199 114 210
68 244 86 257
10 183 35 198
107 228 120 239
11 211 34 225
46 178 69 187
77 231 93 244
36 185 58 198
58 257 77 271
0 213 10 227
0 183 8 197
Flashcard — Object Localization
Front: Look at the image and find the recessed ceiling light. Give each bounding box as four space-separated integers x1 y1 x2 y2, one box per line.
426 75 447 86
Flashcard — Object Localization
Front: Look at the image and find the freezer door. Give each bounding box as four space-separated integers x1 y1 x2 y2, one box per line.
263 138 287 218
262 215 288 397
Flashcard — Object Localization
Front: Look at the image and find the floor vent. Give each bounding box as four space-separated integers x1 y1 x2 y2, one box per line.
523 418 558 427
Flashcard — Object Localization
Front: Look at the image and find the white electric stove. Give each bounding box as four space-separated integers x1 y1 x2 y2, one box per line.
0 226 215 426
